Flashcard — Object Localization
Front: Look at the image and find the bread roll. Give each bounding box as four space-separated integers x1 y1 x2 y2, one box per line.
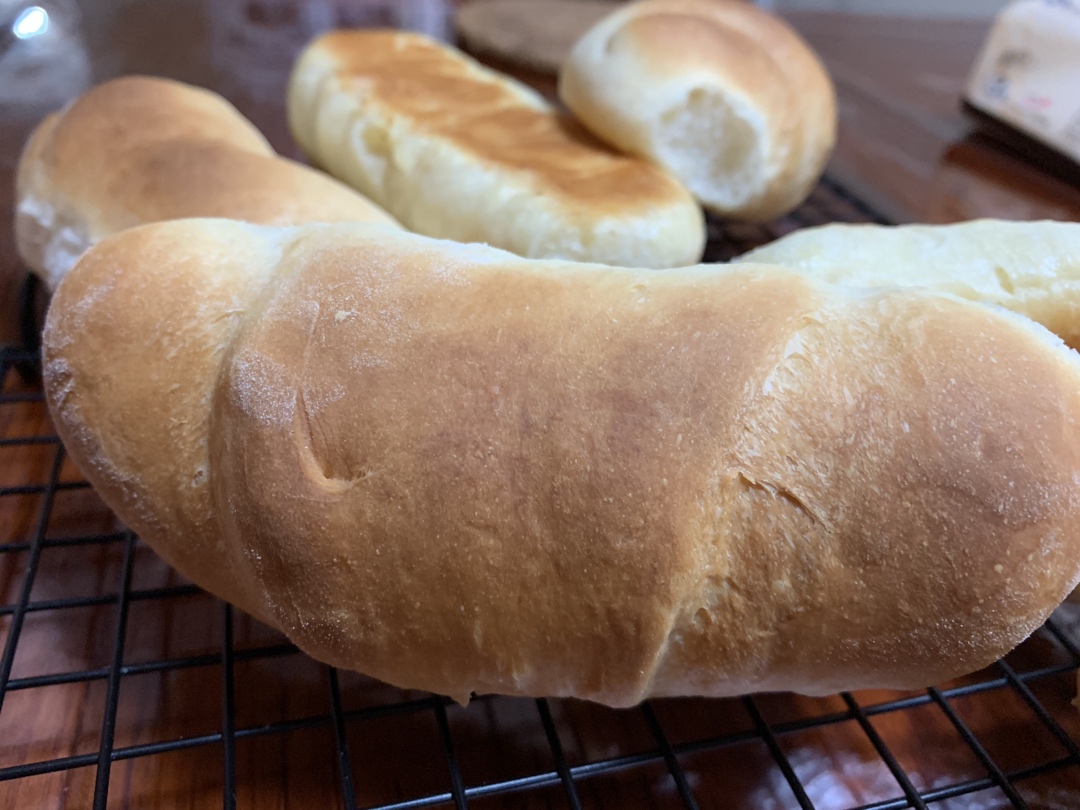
44 219 1080 707
559 0 837 222
738 219 1080 349
286 30 705 269
15 75 398 291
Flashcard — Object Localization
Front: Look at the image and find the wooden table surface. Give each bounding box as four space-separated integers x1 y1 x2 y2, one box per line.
3 2 1080 809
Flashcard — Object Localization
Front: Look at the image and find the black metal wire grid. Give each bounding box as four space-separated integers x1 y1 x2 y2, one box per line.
1 176 1079 809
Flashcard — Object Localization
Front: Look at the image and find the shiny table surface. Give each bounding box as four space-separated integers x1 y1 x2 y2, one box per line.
2 2 1080 809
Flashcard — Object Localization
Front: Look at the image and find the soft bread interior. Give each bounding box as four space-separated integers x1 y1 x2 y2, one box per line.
654 85 766 214
557 0 836 222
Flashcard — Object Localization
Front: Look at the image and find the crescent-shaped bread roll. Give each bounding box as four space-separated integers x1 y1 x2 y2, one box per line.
286 30 705 269
737 219 1080 349
559 0 836 222
15 75 398 291
44 219 1080 707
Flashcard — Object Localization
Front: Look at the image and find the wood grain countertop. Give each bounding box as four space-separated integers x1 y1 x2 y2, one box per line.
2 3 1080 809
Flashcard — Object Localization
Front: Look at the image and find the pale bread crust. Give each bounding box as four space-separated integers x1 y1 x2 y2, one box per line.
739 219 1080 349
15 75 398 290
44 219 1080 707
286 30 705 269
743 218 1080 607
559 0 837 221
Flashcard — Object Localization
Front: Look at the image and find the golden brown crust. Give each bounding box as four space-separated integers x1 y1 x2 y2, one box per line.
44 219 1080 706
287 31 705 269
15 75 397 289
41 220 284 627
315 30 687 211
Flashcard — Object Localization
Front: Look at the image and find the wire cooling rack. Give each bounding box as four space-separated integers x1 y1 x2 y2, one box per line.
2 176 1080 809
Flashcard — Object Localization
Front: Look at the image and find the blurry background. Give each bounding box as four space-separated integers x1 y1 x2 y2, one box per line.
769 0 1011 17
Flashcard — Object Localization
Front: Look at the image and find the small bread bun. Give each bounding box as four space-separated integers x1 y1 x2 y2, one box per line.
559 0 837 222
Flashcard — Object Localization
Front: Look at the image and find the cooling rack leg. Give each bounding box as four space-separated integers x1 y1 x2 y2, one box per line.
743 696 818 810
222 603 237 810
840 693 927 810
925 686 1028 808
997 659 1080 762
640 702 700 810
328 667 359 810
535 699 583 810
432 697 468 809
92 532 137 810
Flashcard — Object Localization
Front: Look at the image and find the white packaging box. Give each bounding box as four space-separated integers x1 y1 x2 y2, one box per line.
966 0 1080 165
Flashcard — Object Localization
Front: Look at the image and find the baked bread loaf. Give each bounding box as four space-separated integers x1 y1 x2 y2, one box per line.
286 30 705 269
44 219 1080 707
559 0 836 222
455 0 622 75
15 75 398 291
738 219 1080 349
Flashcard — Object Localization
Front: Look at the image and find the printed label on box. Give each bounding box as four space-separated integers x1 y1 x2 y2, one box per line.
966 0 1080 163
